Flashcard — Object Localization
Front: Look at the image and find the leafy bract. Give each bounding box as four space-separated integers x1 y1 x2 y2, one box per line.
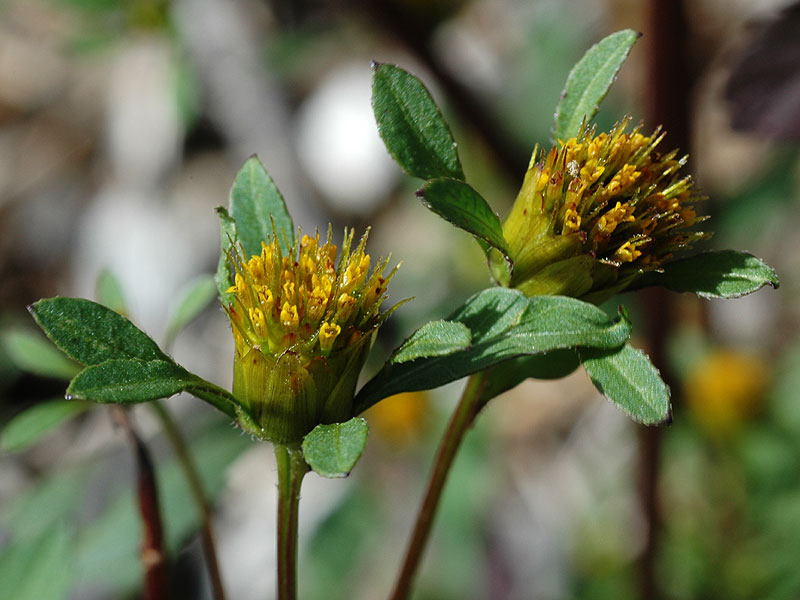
630 250 779 298
581 343 671 425
355 288 631 413
29 298 171 366
229 155 294 257
215 206 238 307
302 418 369 478
418 178 511 260
372 63 464 181
553 29 641 142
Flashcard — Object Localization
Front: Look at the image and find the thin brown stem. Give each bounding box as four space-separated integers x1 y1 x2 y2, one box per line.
275 444 309 600
390 372 489 600
111 406 169 600
151 401 228 600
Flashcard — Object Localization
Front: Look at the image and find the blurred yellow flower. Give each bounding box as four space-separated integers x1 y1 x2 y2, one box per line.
225 228 398 444
494 118 708 303
366 391 429 446
684 349 769 436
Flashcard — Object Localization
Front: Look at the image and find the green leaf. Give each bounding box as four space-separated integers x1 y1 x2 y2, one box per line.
164 274 217 346
355 288 631 413
215 206 238 308
2 330 81 379
581 343 671 425
553 29 641 142
371 63 464 181
477 350 581 404
1 400 90 452
393 320 472 362
417 178 511 259
230 155 294 257
302 418 369 478
66 359 240 419
66 359 195 404
29 298 172 366
0 525 71 600
94 268 128 315
630 250 779 298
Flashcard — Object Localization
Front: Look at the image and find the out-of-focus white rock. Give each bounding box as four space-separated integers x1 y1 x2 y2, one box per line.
294 63 400 216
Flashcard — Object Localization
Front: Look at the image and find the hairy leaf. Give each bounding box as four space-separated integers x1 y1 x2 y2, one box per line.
355 288 630 413
417 178 511 259
29 298 171 367
553 29 640 142
230 155 294 257
581 343 671 425
631 250 779 298
372 63 464 180
303 418 369 478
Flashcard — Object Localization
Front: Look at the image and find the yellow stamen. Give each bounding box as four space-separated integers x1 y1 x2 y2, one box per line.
614 241 642 263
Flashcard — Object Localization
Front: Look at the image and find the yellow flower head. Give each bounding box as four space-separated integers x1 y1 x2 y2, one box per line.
225 227 398 444
496 118 709 303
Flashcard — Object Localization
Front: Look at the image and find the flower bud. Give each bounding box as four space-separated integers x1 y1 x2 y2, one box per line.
225 228 398 444
493 119 709 303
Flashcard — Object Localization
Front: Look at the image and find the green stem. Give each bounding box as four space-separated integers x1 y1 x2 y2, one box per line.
151 401 228 600
390 372 489 600
275 444 309 600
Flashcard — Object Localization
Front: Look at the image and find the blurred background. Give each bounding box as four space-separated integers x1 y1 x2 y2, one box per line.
0 0 797 598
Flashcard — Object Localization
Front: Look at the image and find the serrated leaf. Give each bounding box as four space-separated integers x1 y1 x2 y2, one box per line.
2 330 81 379
1 400 90 452
372 63 464 181
477 350 581 404
29 298 171 367
94 269 128 316
553 29 640 142
230 155 294 257
417 178 511 259
215 206 238 308
164 274 217 346
355 288 631 413
302 418 369 478
581 343 671 425
65 359 240 418
630 250 779 298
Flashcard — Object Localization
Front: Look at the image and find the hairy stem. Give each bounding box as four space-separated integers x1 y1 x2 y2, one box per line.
275 444 309 600
390 372 489 600
151 401 228 600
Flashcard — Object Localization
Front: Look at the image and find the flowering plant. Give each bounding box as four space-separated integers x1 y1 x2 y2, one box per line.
5 28 780 600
